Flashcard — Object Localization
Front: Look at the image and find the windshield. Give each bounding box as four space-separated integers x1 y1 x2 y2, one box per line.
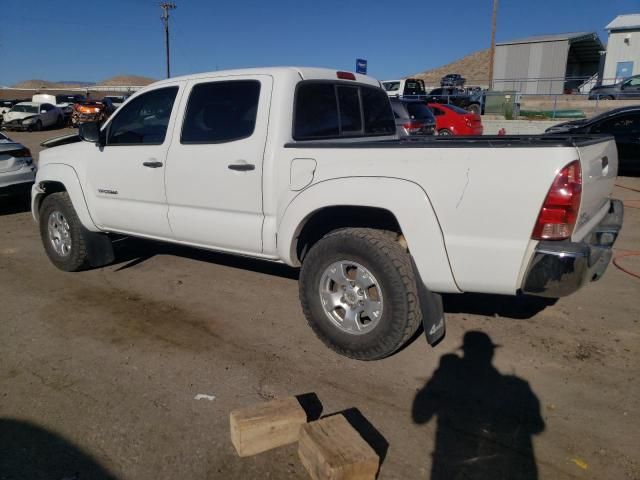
383 82 400 92
10 104 38 113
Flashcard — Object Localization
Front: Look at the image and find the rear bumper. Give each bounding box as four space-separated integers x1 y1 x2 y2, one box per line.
0 165 37 190
521 199 623 298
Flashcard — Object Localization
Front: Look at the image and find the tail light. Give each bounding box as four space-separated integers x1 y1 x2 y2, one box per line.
464 117 472 127
11 147 32 158
337 71 356 80
403 121 424 134
532 160 582 240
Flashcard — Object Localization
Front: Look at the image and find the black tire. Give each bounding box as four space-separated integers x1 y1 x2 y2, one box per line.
299 228 421 360
467 103 481 115
600 95 614 100
438 129 452 136
56 115 63 127
33 120 42 132
39 192 90 272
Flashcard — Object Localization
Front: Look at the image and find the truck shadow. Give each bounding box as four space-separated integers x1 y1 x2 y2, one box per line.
412 331 545 480
0 418 117 479
111 237 299 280
110 238 554 319
443 293 556 320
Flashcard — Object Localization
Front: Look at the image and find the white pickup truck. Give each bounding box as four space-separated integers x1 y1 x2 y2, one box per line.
32 67 623 360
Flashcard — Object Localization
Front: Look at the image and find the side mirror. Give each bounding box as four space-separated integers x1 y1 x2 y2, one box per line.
78 121 102 145
40 110 46 113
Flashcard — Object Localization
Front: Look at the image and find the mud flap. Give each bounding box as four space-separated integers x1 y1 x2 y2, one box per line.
80 227 115 268
411 259 446 346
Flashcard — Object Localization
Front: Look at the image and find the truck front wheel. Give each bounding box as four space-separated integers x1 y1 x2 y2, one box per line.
39 192 90 272
299 228 421 360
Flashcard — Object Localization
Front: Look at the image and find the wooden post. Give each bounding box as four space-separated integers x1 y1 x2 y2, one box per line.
298 415 379 480
230 397 308 457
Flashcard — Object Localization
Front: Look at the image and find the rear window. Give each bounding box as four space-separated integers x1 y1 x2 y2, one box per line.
406 102 435 121
383 82 400 92
442 104 471 115
293 82 395 140
403 79 425 95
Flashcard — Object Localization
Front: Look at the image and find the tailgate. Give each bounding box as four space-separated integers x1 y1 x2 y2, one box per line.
573 137 618 242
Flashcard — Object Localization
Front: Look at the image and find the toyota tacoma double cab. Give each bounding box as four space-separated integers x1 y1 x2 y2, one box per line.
32 67 623 360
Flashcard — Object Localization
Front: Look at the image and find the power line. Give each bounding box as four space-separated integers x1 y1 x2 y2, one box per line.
160 2 177 78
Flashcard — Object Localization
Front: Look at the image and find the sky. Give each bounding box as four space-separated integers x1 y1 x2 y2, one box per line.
1 0 639 86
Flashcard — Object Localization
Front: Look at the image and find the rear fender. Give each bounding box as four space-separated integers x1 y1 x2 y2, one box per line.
277 177 460 293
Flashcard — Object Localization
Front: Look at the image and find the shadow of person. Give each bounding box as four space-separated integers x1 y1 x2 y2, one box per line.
0 418 117 479
412 331 545 480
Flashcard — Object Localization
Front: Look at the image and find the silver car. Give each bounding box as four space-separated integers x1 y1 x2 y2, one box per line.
0 132 36 195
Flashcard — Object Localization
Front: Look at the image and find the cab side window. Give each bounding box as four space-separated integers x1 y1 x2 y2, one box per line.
107 87 178 146
181 80 260 144
593 114 640 134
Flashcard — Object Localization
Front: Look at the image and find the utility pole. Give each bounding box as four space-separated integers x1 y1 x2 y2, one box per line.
488 0 498 90
160 2 177 78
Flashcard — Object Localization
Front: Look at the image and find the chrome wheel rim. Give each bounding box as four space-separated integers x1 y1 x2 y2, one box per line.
48 210 72 257
318 260 384 335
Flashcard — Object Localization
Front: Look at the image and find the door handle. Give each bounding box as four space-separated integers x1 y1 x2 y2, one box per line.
143 161 163 168
228 162 255 171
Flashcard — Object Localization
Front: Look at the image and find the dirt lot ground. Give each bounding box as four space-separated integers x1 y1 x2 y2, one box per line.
1 127 639 480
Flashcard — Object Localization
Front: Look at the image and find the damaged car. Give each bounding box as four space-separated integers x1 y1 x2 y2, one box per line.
2 101 64 131
71 99 116 126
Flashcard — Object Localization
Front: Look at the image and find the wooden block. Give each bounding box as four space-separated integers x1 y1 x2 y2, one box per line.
298 415 379 480
230 397 307 457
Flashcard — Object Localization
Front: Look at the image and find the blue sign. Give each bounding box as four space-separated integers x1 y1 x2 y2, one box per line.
356 58 367 75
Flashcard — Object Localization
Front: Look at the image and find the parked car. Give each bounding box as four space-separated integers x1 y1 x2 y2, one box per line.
2 101 64 131
426 87 482 115
428 103 483 136
381 78 427 99
102 95 129 108
588 74 640 100
0 131 36 194
390 98 435 137
441 73 466 87
0 100 28 127
54 94 87 120
33 66 622 360
71 99 116 126
545 106 640 174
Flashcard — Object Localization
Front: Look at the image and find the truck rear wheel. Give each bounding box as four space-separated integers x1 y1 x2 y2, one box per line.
39 192 90 272
299 228 421 360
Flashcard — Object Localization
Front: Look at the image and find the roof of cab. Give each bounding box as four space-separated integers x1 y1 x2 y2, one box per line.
148 66 381 88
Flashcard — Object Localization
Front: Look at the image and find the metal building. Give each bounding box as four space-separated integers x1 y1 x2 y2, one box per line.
602 14 640 85
492 32 603 94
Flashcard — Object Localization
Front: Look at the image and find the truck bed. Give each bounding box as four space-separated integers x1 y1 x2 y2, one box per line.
284 134 614 149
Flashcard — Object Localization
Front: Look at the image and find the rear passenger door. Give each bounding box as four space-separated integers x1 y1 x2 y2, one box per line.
165 75 272 254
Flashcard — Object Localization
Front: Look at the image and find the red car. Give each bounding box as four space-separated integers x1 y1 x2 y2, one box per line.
427 103 483 136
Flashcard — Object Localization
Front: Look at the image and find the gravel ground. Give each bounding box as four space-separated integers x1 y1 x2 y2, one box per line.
1 127 639 480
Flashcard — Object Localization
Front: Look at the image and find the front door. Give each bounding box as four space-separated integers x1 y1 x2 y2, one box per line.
84 84 182 237
165 75 272 254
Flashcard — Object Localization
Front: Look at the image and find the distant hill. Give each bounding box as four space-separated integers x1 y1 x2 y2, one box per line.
98 75 156 86
410 49 491 87
11 75 156 89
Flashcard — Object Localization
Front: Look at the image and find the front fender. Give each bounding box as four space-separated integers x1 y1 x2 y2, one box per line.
277 177 460 293
32 163 99 232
